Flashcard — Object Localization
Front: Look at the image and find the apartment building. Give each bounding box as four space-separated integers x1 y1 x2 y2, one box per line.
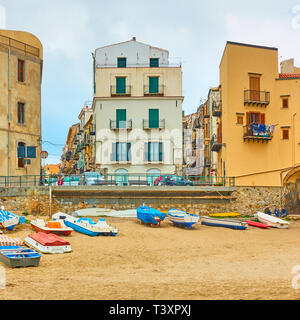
92 38 183 179
0 30 43 177
208 41 300 187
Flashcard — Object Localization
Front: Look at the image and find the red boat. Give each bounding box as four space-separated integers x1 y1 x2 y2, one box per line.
30 219 73 236
245 221 272 229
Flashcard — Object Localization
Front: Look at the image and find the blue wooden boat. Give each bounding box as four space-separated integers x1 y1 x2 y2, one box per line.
137 206 166 225
0 246 41 268
201 216 248 230
167 208 199 228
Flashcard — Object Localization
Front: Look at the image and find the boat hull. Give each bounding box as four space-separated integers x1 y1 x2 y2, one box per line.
245 221 271 229
24 237 72 254
256 212 289 229
31 223 72 236
167 209 199 228
201 216 247 230
63 220 100 236
137 206 166 225
0 246 41 268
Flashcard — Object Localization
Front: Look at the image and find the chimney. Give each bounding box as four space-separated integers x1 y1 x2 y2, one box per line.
132 37 136 41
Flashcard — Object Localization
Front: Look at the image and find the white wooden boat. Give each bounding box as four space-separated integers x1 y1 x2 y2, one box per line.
255 211 289 229
201 216 248 230
24 232 72 254
167 208 199 228
31 219 73 236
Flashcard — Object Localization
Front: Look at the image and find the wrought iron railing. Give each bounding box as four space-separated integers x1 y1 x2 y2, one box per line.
243 123 275 139
143 119 165 129
143 85 164 96
110 120 132 130
244 90 270 104
110 85 132 96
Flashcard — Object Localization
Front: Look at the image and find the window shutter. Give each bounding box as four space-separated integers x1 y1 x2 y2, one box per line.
149 77 159 93
246 112 251 125
116 109 126 128
127 143 131 161
260 113 265 124
149 109 159 128
159 142 163 162
144 142 149 161
116 77 126 94
111 143 117 161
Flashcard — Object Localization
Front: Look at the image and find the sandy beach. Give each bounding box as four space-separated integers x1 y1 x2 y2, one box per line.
0 216 300 300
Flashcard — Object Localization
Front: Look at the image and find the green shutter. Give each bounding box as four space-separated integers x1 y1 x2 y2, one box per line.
116 77 126 94
159 142 163 162
116 109 126 128
127 143 131 161
117 58 127 68
149 109 159 128
150 58 159 67
149 77 159 93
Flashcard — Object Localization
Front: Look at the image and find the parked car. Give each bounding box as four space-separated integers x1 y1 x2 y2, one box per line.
80 172 104 185
154 175 194 186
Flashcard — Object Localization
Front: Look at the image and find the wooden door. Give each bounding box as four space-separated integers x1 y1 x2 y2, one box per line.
249 76 260 101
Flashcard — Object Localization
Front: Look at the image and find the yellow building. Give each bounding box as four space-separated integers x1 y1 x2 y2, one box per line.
0 30 43 177
211 41 300 187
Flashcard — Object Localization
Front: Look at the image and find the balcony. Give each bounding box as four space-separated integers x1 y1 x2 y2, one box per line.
243 123 274 142
110 120 132 130
244 90 270 106
143 119 165 130
212 101 222 117
111 85 132 97
210 134 222 152
144 85 164 96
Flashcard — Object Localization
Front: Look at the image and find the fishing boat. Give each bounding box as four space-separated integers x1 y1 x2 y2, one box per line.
167 208 199 228
31 219 73 236
24 232 72 254
209 212 241 218
52 213 118 236
0 210 20 230
245 220 271 229
255 211 289 229
201 216 248 230
137 206 166 226
0 246 41 268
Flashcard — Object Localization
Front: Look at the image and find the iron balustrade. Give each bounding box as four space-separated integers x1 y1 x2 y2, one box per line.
243 123 274 140
143 85 164 96
110 120 132 130
143 119 165 129
244 90 270 105
110 85 132 96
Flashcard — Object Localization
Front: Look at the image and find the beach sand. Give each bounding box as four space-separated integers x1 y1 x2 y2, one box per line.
0 216 300 300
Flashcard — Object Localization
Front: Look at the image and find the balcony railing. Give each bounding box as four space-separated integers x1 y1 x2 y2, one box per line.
244 90 270 105
212 101 222 117
210 134 222 152
111 85 132 96
110 120 132 130
144 85 164 96
143 119 165 130
243 123 275 142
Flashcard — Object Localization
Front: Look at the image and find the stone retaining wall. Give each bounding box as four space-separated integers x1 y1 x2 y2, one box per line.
0 186 283 216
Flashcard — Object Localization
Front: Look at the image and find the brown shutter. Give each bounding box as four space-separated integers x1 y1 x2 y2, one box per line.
246 112 251 125
260 113 265 124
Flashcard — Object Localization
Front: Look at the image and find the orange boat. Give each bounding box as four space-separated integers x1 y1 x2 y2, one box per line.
30 219 73 236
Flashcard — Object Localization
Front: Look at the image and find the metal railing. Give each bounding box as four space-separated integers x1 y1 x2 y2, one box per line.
143 119 165 129
0 174 235 188
0 34 40 57
244 90 270 104
110 85 132 96
144 85 164 96
110 120 132 130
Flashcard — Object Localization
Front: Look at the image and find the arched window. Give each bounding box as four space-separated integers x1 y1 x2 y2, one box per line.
147 168 161 186
115 168 128 186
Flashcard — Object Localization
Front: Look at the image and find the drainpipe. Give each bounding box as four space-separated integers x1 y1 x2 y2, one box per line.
7 47 11 180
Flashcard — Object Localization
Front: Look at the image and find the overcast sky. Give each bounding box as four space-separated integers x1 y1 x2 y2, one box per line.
1 0 300 164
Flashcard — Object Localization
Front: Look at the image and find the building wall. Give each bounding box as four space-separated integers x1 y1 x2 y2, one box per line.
0 30 43 177
219 42 300 186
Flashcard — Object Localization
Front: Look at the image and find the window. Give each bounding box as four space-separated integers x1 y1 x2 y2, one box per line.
249 76 260 101
117 57 127 68
150 58 159 67
17 102 25 124
282 129 289 140
18 59 25 82
149 109 159 128
282 98 289 108
112 142 131 161
149 76 159 93
145 142 163 162
246 112 265 124
116 77 126 94
236 115 243 125
17 142 25 168
116 109 126 128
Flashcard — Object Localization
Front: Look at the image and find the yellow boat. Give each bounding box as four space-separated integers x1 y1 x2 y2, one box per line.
209 212 241 218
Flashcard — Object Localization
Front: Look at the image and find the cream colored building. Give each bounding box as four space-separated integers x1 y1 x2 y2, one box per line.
92 38 183 181
0 30 43 177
